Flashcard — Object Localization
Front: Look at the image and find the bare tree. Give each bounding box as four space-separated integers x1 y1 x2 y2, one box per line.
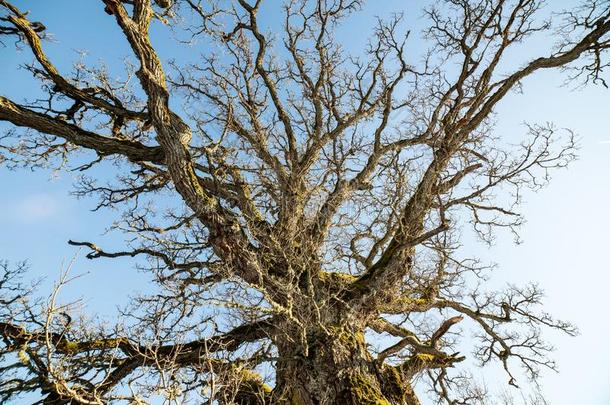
0 0 608 403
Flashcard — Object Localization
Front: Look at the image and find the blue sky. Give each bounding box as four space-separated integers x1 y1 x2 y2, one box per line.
1 1 609 403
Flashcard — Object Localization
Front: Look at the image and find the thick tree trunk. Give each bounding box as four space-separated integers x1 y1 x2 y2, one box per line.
270 327 419 405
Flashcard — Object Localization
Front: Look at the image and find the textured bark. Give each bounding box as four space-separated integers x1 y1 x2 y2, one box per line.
272 327 414 405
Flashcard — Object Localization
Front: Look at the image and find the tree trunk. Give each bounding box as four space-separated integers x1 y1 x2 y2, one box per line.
271 327 419 405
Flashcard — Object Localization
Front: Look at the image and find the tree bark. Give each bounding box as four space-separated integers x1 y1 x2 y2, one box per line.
270 326 418 405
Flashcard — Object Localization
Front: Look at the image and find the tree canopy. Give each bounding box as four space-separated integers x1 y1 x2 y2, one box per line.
0 0 608 404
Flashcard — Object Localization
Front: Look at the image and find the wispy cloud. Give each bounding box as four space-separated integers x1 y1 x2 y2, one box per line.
14 193 60 222
598 140 610 144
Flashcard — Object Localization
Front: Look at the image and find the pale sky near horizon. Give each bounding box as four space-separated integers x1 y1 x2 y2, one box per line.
1 1 609 404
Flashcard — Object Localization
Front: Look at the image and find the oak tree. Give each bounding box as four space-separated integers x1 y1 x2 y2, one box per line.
1 0 608 403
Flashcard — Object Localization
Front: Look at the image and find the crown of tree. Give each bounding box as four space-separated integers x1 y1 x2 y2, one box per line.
0 0 608 403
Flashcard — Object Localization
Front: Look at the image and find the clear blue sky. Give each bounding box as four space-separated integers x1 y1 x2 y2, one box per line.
0 1 608 404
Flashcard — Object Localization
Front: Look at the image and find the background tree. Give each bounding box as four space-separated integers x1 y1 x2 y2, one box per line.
0 0 608 403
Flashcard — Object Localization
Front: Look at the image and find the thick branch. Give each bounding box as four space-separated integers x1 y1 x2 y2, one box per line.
0 96 164 163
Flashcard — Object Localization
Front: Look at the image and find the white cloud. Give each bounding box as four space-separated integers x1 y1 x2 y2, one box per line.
598 140 610 144
15 193 60 221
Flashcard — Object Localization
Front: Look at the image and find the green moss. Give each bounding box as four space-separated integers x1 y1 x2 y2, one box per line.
17 348 30 365
415 353 435 362
394 297 429 308
233 368 272 405
319 271 357 285
327 326 365 349
385 365 401 383
239 369 272 393
413 298 428 305
344 373 391 405
56 338 126 354
342 331 365 347
380 365 406 403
